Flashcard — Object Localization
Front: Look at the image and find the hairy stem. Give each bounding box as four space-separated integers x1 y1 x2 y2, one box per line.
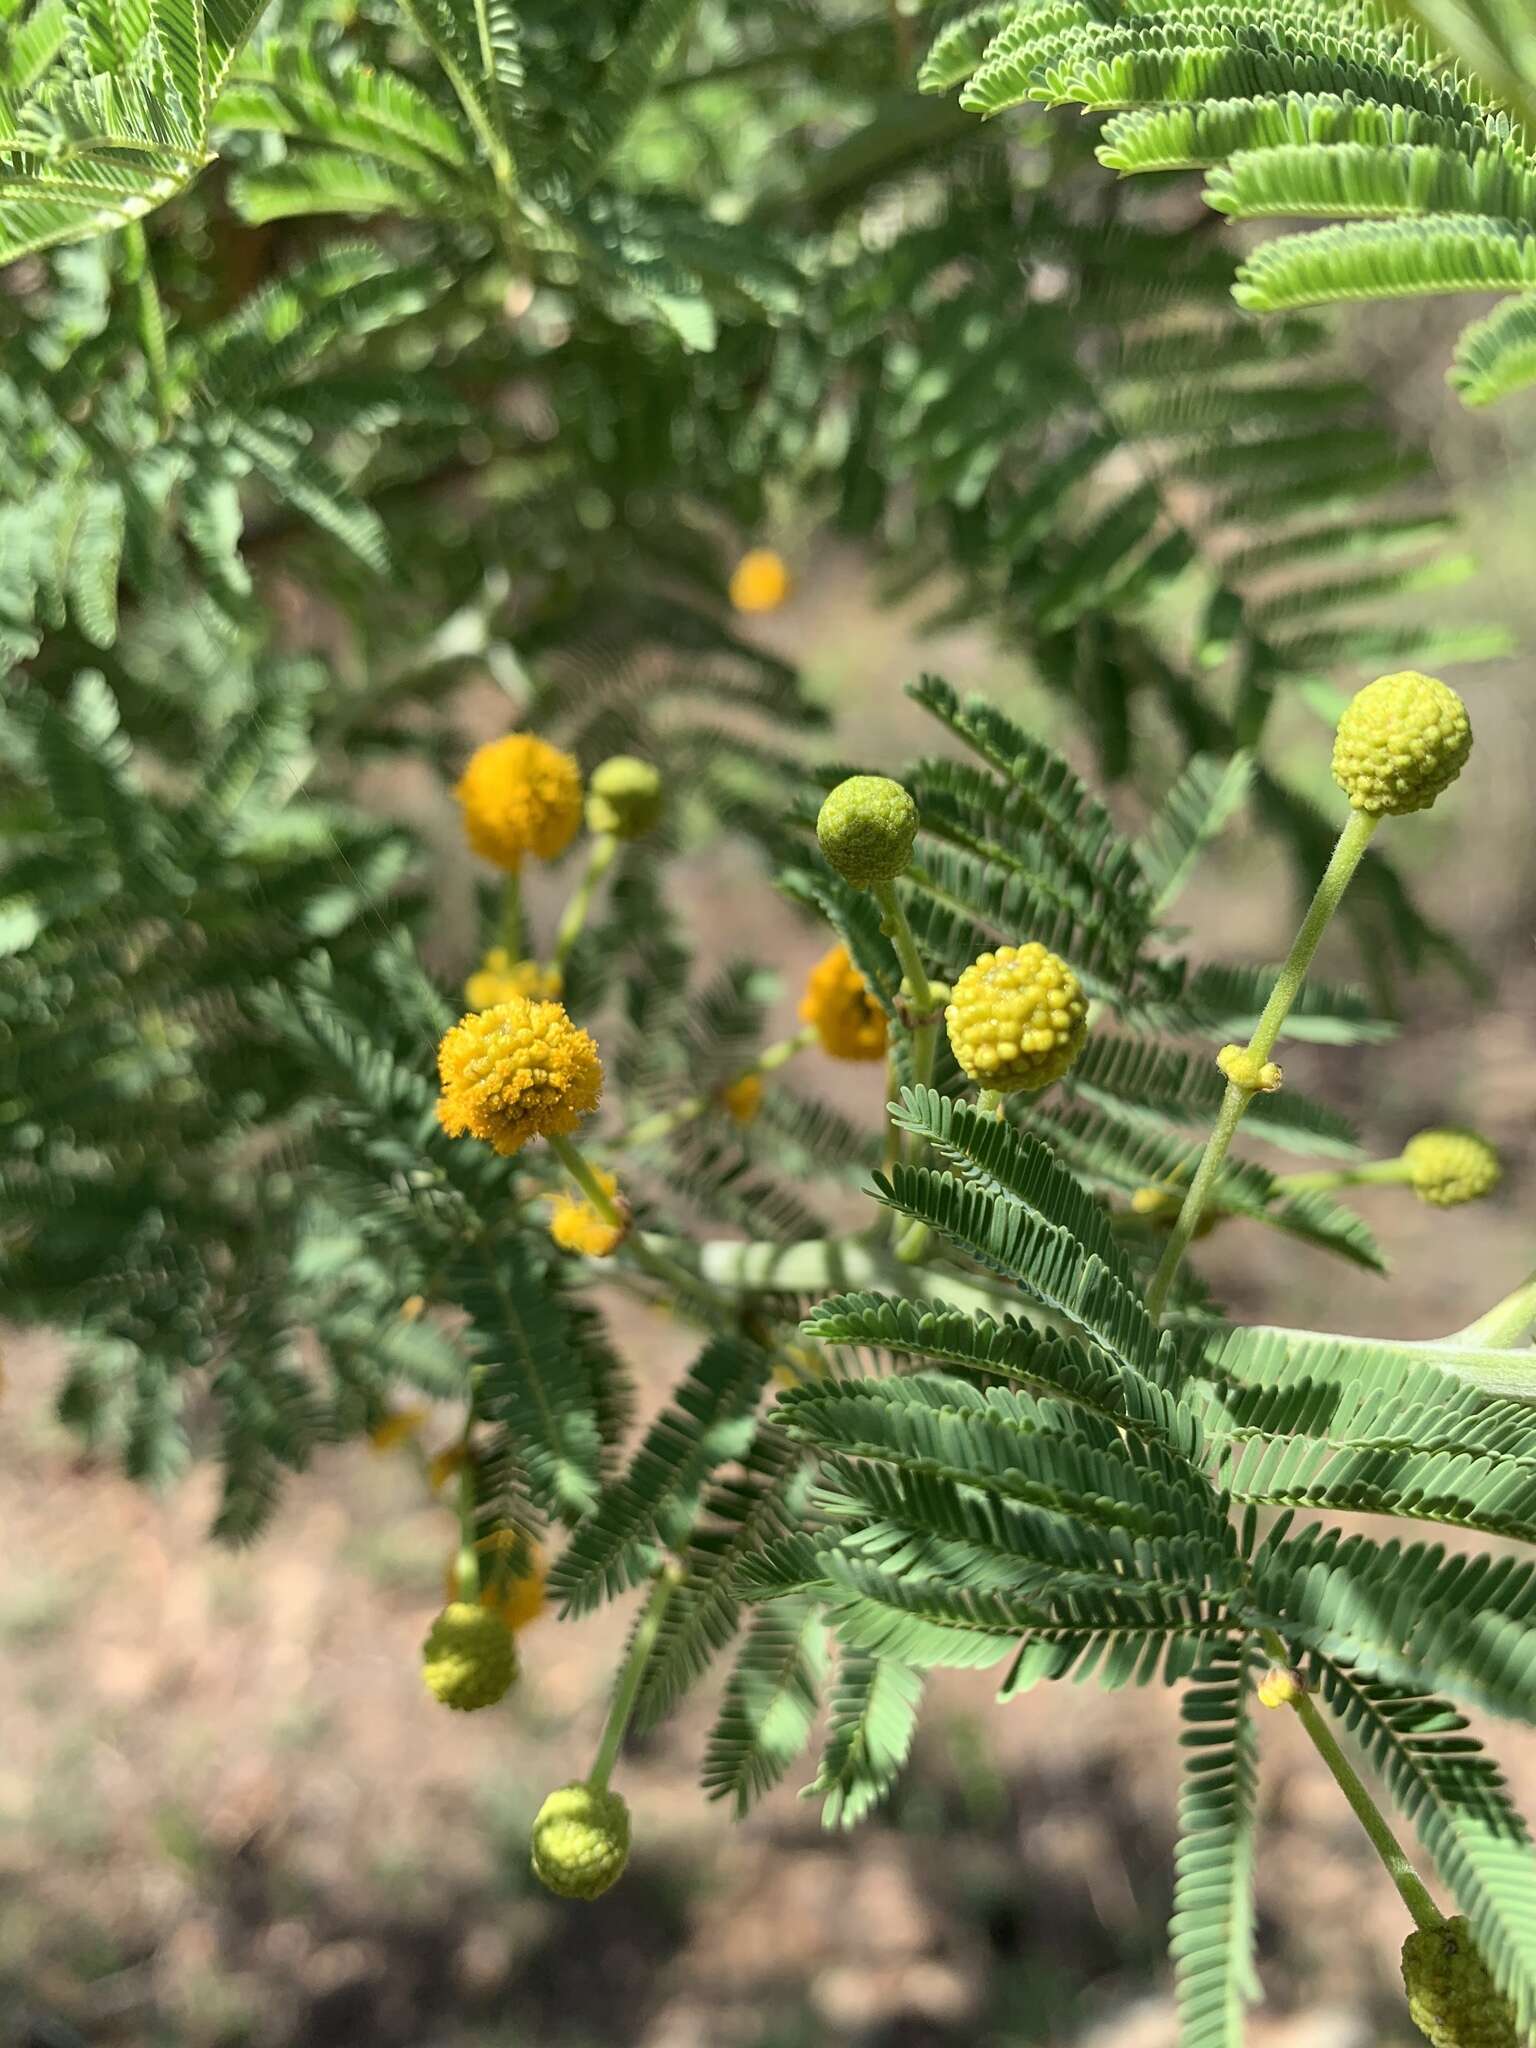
1147 807 1379 1317
1260 1633 1441 1931
589 1563 685 1790
553 834 617 973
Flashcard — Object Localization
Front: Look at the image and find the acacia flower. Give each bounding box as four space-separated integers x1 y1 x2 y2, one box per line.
455 733 583 870
946 943 1088 1092
547 1166 626 1257
465 949 564 1009
1402 1128 1501 1207
729 547 791 613
421 1602 518 1711
816 774 918 889
1331 671 1471 817
531 1782 631 1899
436 996 603 1156
721 1072 764 1124
800 944 887 1061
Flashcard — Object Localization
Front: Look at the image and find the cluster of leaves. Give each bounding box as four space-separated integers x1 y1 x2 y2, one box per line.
931 0 1536 405
5 3 1536 2043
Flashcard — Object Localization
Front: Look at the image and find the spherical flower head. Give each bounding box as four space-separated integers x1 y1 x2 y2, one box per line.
368 1404 429 1455
1403 1129 1501 1208
1332 671 1471 817
437 997 603 1157
465 949 563 1009
816 775 918 889
586 756 663 840
1401 1917 1519 2048
547 1167 626 1258
421 1602 518 1711
721 1072 763 1124
729 547 791 614
531 1781 631 1900
800 944 887 1061
946 944 1088 1092
455 734 583 870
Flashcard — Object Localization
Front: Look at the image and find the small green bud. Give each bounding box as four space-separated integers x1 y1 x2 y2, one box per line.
421 1602 517 1711
585 756 663 840
1402 1129 1501 1208
1332 671 1471 817
816 775 918 888
1401 1917 1519 2048
531 1781 631 1900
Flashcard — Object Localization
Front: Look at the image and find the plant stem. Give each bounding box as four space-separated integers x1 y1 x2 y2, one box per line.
454 1448 481 1602
1446 1266 1536 1349
1259 1633 1441 1931
1274 1159 1412 1196
123 220 172 432
498 871 524 957
589 1562 685 1790
619 1026 816 1150
872 878 942 1261
547 1132 622 1225
553 834 618 973
1146 808 1379 1318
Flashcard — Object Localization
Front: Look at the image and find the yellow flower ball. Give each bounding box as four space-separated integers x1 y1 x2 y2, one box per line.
799 944 888 1062
465 949 564 1009
531 1782 631 1900
945 943 1088 1092
368 1404 429 1454
437 997 603 1157
729 547 791 614
1255 1667 1305 1710
1331 671 1471 817
1402 1129 1501 1208
455 733 583 871
421 1602 517 1711
546 1167 626 1258
721 1072 764 1124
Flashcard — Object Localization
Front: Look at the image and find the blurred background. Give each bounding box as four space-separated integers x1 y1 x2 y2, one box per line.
6 321 1536 2041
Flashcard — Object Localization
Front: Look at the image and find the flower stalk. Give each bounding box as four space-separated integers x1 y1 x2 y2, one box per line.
588 1562 684 1791
1146 806 1379 1317
553 832 619 972
1259 1633 1441 1932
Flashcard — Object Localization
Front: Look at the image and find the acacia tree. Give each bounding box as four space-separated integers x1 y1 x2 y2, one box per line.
4 4 1536 2044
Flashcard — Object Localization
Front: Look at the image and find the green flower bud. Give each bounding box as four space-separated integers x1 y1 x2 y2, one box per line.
1401 1917 1519 2048
815 775 918 888
1402 1129 1501 1208
531 1781 631 1900
1332 671 1471 817
421 1602 517 1711
585 756 663 840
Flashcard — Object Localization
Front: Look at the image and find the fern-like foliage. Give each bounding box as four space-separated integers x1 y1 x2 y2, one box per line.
931 0 1536 402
